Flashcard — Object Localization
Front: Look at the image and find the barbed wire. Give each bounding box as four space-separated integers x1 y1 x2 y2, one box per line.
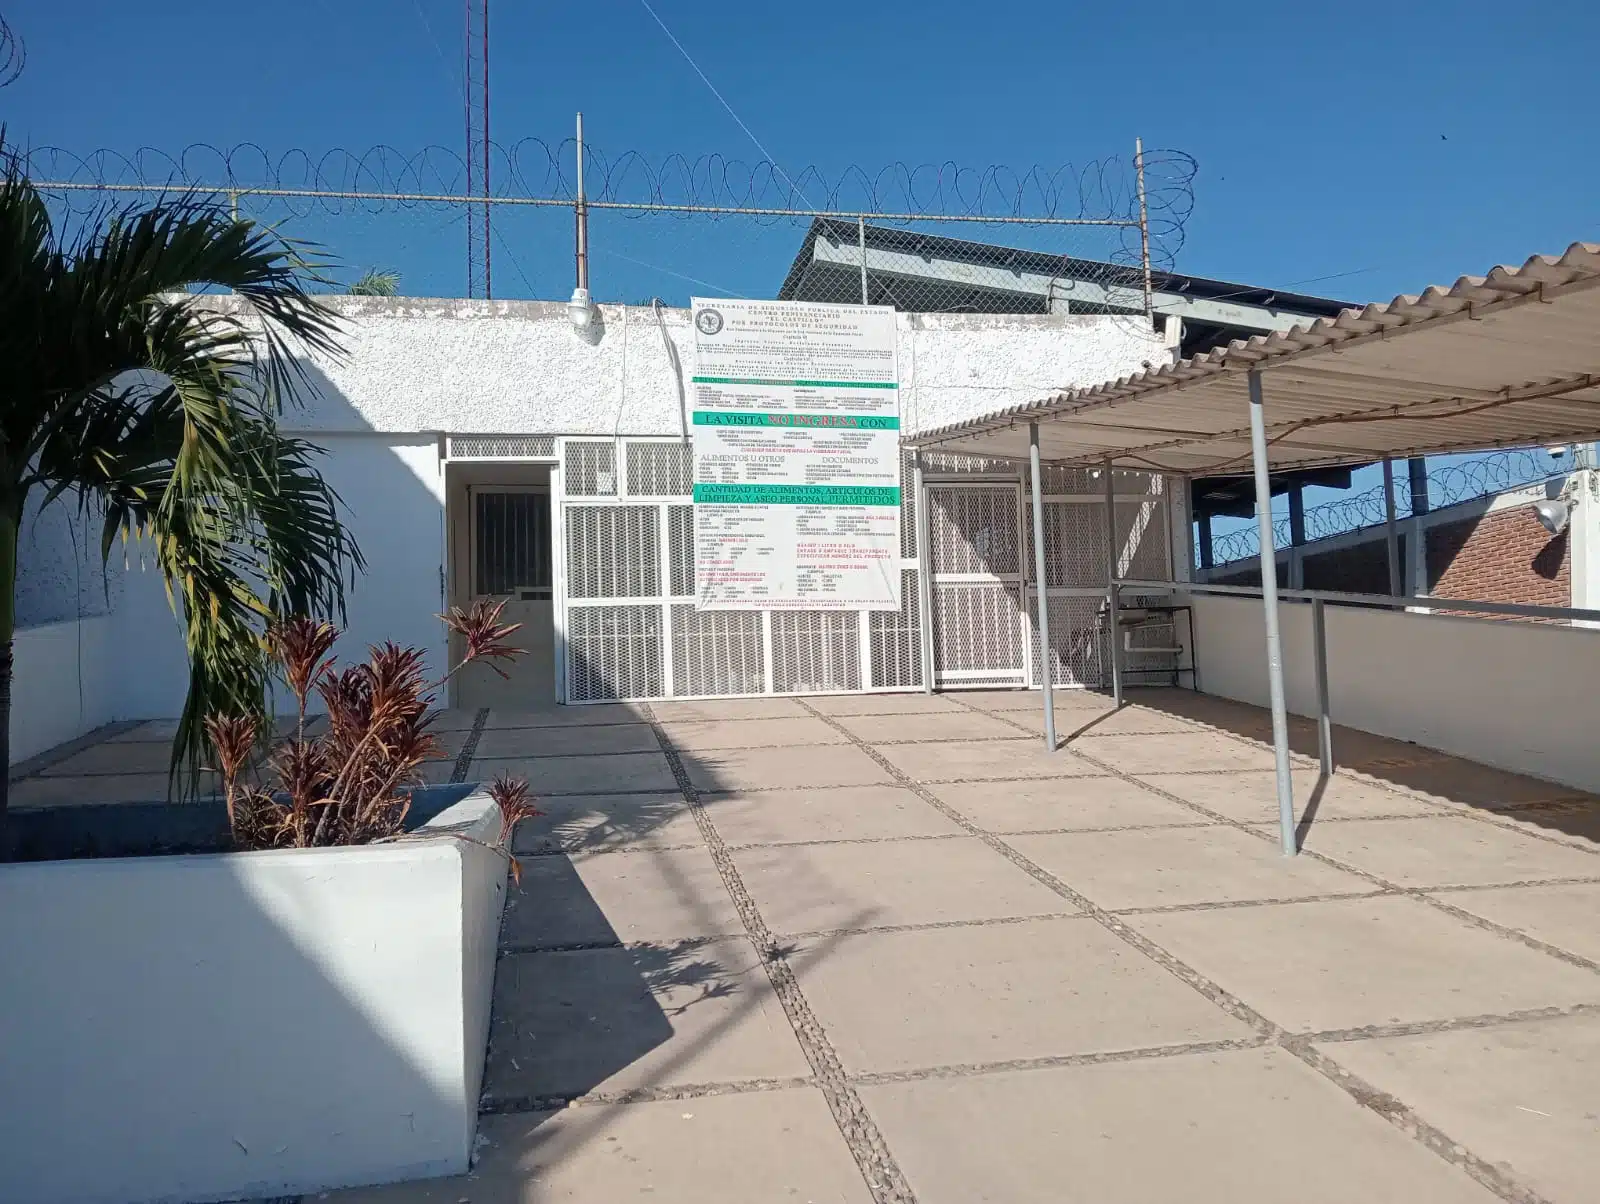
1209 448 1580 565
0 11 24 87
24 140 1196 265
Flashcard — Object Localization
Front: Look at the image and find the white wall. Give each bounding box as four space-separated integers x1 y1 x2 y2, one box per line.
1192 593 1600 793
187 295 1162 440
10 617 116 763
0 792 508 1204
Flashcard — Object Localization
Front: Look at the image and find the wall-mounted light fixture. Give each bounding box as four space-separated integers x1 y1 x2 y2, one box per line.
1533 498 1572 535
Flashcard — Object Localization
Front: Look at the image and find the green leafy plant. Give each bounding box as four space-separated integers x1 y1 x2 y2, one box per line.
347 269 399 296
0 136 362 827
208 602 540 851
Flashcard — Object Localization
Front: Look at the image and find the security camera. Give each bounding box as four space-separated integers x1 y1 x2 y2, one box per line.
1533 498 1571 535
1546 445 1569 458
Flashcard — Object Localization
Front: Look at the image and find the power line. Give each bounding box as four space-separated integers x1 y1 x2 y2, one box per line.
635 0 817 210
410 0 464 102
594 247 736 296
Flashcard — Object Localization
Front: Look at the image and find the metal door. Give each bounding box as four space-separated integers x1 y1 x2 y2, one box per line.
456 486 555 708
926 482 1029 687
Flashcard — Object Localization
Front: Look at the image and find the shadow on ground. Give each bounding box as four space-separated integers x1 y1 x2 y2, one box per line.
1106 686 1600 846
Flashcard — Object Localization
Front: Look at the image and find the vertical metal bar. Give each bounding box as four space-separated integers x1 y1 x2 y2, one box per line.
858 216 869 304
1135 137 1152 318
1248 370 1298 855
1196 508 1214 572
914 452 936 693
1103 457 1122 707
761 611 775 695
481 0 491 299
1312 597 1333 779
1028 424 1057 750
575 112 589 292
1287 484 1305 547
658 503 675 697
1408 457 1430 515
1383 458 1401 596
858 608 874 691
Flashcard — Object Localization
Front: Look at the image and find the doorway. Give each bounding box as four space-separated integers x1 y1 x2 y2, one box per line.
448 464 556 709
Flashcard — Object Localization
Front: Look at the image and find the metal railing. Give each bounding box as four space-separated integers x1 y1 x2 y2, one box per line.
1105 576 1600 856
1118 578 1600 626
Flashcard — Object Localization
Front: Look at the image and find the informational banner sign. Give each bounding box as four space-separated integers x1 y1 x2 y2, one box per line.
690 298 902 611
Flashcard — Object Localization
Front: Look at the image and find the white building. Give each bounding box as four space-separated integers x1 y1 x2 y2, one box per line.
13 298 1180 756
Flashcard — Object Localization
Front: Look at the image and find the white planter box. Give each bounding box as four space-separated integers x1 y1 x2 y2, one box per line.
0 789 509 1204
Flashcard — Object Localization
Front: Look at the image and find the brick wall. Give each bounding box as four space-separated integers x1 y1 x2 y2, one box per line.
1302 534 1408 595
1426 504 1569 608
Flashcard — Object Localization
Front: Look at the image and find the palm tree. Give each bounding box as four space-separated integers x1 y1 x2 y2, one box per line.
0 144 362 826
348 269 399 296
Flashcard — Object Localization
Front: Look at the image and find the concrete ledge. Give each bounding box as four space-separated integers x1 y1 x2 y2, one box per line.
0 789 509 1204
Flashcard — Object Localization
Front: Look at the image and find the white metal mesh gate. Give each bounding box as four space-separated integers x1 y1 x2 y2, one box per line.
557 437 926 702
555 438 1170 702
924 461 1172 690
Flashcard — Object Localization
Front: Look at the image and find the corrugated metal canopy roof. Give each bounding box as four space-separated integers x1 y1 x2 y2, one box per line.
907 243 1600 473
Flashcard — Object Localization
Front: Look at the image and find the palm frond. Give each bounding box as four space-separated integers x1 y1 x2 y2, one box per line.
0 140 361 798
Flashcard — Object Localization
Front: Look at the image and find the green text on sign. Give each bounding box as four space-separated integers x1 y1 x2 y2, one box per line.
692 411 900 430
691 376 898 389
694 484 902 506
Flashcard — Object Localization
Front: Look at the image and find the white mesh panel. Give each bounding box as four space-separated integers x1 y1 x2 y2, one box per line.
1027 594 1106 687
1115 497 1171 579
563 441 618 496
627 441 692 497
932 583 1025 680
1025 500 1108 587
1039 464 1098 492
771 611 861 693
670 607 765 697
929 487 1019 576
899 450 917 559
568 605 663 701
449 434 557 459
566 506 659 598
869 569 923 689
667 504 694 597
922 451 1018 475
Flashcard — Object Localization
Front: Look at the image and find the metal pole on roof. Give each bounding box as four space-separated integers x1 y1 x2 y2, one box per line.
1104 457 1123 708
1248 370 1298 855
1135 137 1153 318
1029 424 1058 750
574 112 589 292
1383 458 1401 596
858 216 869 304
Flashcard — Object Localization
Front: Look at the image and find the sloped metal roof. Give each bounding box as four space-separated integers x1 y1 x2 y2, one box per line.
907 242 1600 472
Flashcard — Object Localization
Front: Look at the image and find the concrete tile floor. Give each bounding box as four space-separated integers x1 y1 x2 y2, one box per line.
17 687 1600 1203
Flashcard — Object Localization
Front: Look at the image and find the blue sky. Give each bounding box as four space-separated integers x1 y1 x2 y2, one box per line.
7 0 1597 305
5 1 1596 532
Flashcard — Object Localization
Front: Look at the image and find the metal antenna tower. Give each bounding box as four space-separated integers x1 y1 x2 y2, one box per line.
464 0 491 298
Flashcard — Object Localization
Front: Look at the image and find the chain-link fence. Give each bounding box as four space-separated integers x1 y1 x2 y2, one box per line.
23 139 1196 314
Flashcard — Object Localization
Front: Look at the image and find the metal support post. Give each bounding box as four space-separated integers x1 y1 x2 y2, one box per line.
1248 371 1298 855
1312 598 1333 779
1135 137 1153 318
1408 457 1430 515
1196 508 1214 572
1383 458 1402 596
858 216 869 304
1029 424 1057 750
913 451 936 693
1103 457 1122 707
574 113 588 293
